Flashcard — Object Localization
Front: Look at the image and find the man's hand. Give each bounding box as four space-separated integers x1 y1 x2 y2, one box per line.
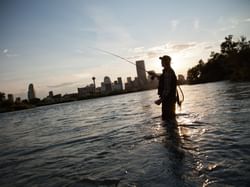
154 98 162 105
147 70 157 77
148 71 161 80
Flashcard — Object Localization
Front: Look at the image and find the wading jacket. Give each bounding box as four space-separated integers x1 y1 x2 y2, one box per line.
158 68 177 103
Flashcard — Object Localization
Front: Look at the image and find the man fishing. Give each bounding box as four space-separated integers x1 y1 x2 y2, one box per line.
148 55 177 121
93 48 182 120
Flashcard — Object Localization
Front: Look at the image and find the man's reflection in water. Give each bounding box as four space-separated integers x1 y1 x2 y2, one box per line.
163 120 184 157
163 120 186 183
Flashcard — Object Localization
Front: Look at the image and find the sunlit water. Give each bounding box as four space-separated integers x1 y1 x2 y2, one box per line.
0 81 250 187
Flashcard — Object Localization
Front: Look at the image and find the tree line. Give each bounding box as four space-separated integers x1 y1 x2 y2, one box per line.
187 35 250 84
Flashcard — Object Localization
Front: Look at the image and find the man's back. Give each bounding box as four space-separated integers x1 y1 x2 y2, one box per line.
158 68 177 102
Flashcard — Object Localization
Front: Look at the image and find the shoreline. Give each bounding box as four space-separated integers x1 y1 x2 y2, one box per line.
0 88 158 114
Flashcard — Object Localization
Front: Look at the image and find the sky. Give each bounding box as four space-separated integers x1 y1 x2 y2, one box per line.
1 0 250 99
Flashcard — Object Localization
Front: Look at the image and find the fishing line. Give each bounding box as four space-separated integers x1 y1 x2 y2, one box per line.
90 47 150 73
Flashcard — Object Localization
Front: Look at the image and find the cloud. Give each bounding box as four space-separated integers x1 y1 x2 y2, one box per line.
75 49 85 54
146 51 160 59
243 18 250 22
128 41 222 64
47 81 79 88
126 42 199 62
170 43 197 51
79 27 98 32
204 46 213 50
85 6 135 49
46 72 93 90
171 19 179 31
73 72 92 79
6 54 18 57
2 48 19 57
215 17 250 34
133 47 145 53
193 19 200 30
126 44 168 61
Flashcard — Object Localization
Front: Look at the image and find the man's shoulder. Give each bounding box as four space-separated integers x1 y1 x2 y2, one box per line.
170 68 177 76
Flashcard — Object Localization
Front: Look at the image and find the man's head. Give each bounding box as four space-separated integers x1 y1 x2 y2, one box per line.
159 55 171 69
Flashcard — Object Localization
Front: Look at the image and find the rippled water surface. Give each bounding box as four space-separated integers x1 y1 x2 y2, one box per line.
0 81 250 187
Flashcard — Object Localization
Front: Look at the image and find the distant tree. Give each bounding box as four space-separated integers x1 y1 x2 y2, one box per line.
187 59 204 84
220 35 238 56
237 36 249 51
187 35 250 83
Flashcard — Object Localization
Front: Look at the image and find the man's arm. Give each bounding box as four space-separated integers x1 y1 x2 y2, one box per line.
147 71 161 80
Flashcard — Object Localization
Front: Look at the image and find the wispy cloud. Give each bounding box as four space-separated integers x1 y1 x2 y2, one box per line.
133 47 145 53
170 43 197 51
215 17 250 34
2 48 19 57
127 42 198 61
73 72 92 79
75 49 85 54
85 6 135 49
127 44 167 60
47 81 79 88
6 54 19 57
243 18 250 22
193 19 200 30
79 27 98 32
171 19 179 31
129 41 221 62
3 49 8 54
204 46 214 50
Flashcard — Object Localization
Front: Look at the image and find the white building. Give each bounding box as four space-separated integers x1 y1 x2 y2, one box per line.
28 83 36 101
102 76 112 94
113 77 123 92
78 84 95 98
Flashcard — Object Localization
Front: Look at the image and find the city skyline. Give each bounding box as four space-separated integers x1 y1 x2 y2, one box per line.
1 0 250 99
1 60 161 101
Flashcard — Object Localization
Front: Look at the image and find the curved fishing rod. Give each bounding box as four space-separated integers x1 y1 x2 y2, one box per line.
92 47 184 104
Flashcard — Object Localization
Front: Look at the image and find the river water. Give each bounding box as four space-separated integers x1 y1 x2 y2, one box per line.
0 81 250 187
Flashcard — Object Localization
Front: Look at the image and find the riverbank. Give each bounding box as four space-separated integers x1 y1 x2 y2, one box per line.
0 89 156 113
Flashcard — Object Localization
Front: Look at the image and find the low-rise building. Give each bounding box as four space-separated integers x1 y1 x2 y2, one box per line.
78 84 95 98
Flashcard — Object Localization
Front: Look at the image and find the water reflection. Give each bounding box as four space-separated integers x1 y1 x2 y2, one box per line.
161 120 185 185
0 82 249 186
163 120 182 153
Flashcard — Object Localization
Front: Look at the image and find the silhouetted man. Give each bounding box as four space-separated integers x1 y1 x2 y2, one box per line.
149 55 177 121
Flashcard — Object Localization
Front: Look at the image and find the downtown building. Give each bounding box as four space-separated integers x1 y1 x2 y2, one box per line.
100 76 123 94
78 76 123 98
28 83 36 101
136 60 147 89
125 60 158 92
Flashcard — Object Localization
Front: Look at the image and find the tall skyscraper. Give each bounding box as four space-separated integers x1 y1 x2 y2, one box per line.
117 77 123 90
28 83 36 101
136 60 147 88
103 76 112 93
49 91 54 98
7 94 14 103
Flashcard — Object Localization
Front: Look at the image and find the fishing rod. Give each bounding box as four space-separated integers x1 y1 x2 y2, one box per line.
91 47 151 73
92 47 184 105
